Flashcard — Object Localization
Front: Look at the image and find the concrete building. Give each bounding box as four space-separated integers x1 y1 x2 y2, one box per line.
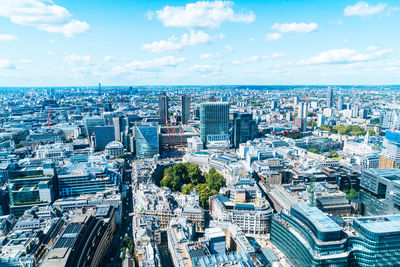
181 94 191 125
159 93 168 125
210 194 273 235
359 168 400 215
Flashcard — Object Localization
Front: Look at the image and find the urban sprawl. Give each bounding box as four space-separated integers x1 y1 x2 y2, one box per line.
0 85 400 267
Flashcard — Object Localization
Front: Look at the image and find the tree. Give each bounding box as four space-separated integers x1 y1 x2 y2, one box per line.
307 148 319 154
327 150 339 158
182 183 195 194
206 168 225 191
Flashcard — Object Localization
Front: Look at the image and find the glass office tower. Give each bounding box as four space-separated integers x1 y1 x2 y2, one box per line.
134 122 159 158
200 102 229 146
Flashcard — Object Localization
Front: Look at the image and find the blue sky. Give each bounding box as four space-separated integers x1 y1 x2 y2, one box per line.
0 0 399 86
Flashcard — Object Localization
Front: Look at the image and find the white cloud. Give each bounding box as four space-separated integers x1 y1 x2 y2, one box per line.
0 0 89 37
200 53 221 59
232 53 286 65
266 33 282 41
155 1 255 28
19 59 34 63
271 53 285 58
233 56 262 65
104 55 114 61
271 22 318 33
126 56 185 71
63 54 91 65
0 59 16 69
298 48 391 65
0 34 17 41
49 39 55 43
48 51 55 55
344 2 387 17
190 64 220 73
225 45 234 52
367 46 379 51
181 30 212 46
142 30 212 53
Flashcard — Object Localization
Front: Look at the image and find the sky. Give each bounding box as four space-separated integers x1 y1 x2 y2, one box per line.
0 0 399 86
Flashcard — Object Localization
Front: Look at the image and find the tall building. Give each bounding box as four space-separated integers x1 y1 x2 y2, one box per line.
327 86 333 108
181 94 191 125
337 95 343 110
134 122 159 158
271 100 278 110
379 131 400 168
113 116 121 141
98 82 102 95
84 116 105 139
297 102 308 132
94 125 115 151
233 113 256 148
382 110 400 130
200 102 230 146
159 93 168 125
271 203 400 266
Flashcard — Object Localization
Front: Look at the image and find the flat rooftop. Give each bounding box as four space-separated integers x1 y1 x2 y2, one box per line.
354 215 400 235
291 204 342 233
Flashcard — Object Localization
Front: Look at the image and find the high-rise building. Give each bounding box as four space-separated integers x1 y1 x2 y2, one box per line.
233 113 256 148
271 203 400 266
134 122 159 158
84 116 105 138
113 117 121 141
382 110 400 130
200 102 230 146
327 86 333 107
317 114 325 127
181 94 191 125
159 93 168 125
94 125 115 151
271 100 278 110
337 95 343 110
297 102 308 132
98 82 102 95
379 131 400 168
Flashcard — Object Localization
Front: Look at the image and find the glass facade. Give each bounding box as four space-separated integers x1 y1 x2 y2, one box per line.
233 113 255 148
134 122 159 158
200 102 230 145
271 204 400 266
94 125 115 151
84 117 105 138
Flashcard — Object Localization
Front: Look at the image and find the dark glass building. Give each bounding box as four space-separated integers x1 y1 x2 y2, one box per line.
200 102 229 146
94 125 115 151
232 113 256 148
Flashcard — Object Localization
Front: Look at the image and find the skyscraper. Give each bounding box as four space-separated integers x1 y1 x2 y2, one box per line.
327 86 333 108
113 116 121 141
98 82 102 95
181 94 191 125
200 102 230 145
159 93 168 125
337 95 343 110
94 125 115 151
233 113 256 148
134 122 159 158
84 116 105 139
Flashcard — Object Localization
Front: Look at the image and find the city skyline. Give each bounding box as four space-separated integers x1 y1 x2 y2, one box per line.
0 0 400 86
